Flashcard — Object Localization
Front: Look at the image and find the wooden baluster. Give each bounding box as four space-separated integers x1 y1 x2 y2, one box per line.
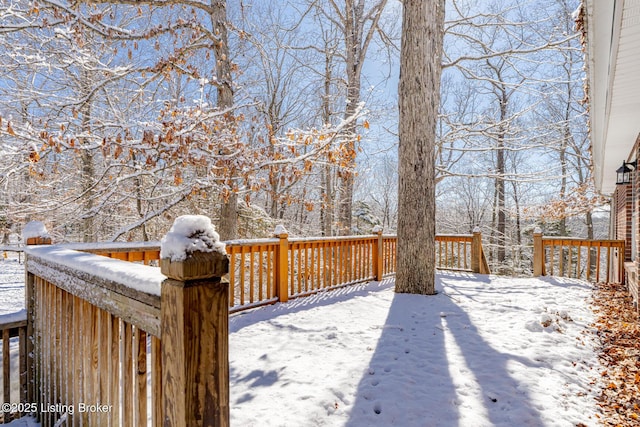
344 242 349 284
72 295 81 427
337 242 341 285
134 329 147 427
85 302 97 426
110 317 120 427
249 249 255 303
43 282 51 427
304 243 310 292
229 250 235 307
356 240 361 281
586 243 592 282
266 248 272 299
240 246 246 305
152 336 162 427
606 246 611 283
35 278 42 425
25 272 35 406
19 324 26 412
357 240 363 281
258 246 264 301
123 322 133 427
290 245 296 295
54 287 61 423
311 243 316 290
62 291 71 420
97 310 109 426
322 242 326 287
3 328 9 407
594 244 600 282
334 243 338 286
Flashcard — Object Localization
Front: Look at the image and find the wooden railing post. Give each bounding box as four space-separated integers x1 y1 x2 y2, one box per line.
471 228 482 274
274 227 289 303
23 222 51 408
372 227 384 281
160 251 230 427
533 228 544 277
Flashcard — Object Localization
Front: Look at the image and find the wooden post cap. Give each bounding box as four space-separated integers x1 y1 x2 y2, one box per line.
25 237 52 245
160 250 229 281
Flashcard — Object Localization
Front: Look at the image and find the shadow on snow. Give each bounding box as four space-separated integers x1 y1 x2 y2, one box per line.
345 273 544 427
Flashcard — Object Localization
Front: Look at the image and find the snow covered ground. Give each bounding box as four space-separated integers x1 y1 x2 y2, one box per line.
1 253 601 426
0 254 25 315
229 273 600 426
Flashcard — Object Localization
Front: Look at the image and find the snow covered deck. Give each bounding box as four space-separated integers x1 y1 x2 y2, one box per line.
228 274 599 426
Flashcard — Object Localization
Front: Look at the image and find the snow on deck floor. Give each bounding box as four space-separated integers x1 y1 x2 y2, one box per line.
229 273 600 427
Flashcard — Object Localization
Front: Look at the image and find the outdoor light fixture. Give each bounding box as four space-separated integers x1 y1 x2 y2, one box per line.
616 160 637 185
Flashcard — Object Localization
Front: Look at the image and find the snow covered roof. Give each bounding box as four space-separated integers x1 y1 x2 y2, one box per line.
583 0 640 194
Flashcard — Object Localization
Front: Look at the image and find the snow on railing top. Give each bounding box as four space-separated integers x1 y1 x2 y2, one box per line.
0 309 27 327
26 245 165 296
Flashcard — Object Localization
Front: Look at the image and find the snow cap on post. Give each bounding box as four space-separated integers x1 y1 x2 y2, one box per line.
160 215 228 281
534 227 543 235
22 221 51 244
273 224 288 237
372 225 383 234
160 215 225 262
472 226 481 234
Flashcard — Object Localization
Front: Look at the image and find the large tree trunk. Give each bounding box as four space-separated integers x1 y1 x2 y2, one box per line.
210 0 237 240
80 69 95 243
495 91 507 263
495 132 506 263
336 0 362 235
321 44 335 237
396 0 444 295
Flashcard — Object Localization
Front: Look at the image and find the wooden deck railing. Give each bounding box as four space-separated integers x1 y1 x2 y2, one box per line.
23 240 232 427
24 246 164 427
1 246 24 264
435 231 490 274
77 231 489 312
532 231 625 283
0 311 27 424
